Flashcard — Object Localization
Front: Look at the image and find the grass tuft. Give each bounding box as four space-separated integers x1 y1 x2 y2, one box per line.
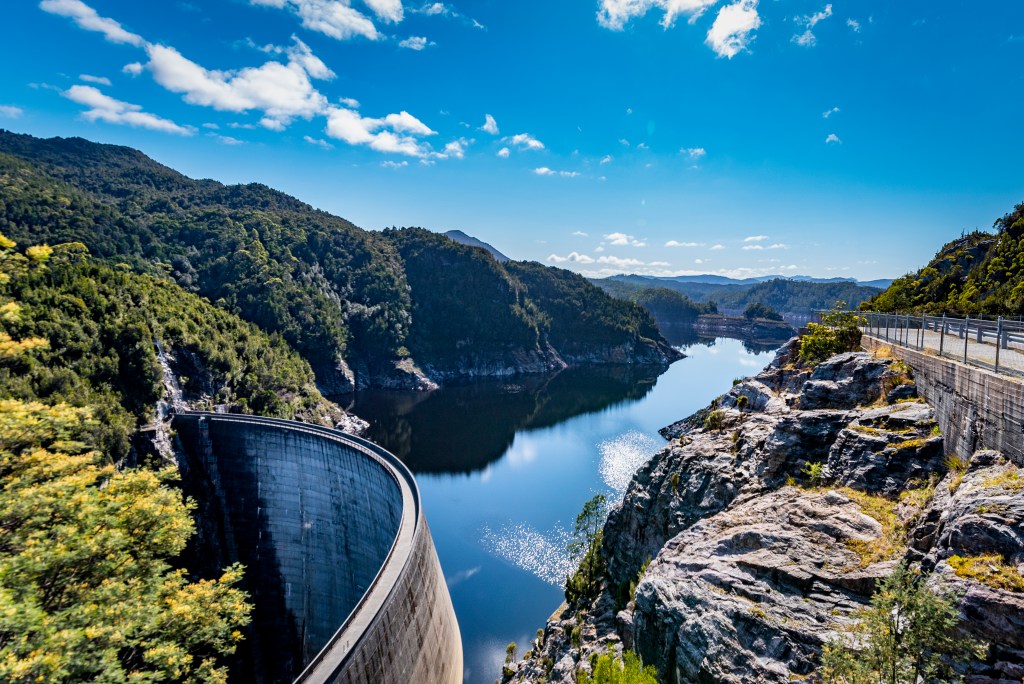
948 554 1024 593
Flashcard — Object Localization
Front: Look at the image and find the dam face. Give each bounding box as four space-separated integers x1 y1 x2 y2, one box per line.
174 413 462 684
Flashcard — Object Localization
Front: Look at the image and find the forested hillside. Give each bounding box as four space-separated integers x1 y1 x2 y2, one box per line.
0 237 347 460
868 203 1024 314
0 131 677 388
596 275 879 318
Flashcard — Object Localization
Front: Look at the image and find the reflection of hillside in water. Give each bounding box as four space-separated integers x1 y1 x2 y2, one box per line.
351 366 662 474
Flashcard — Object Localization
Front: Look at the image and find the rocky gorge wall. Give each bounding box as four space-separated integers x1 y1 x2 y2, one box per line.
506 339 1024 684
174 413 462 684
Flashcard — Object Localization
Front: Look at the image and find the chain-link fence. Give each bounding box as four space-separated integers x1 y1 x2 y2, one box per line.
858 312 1024 377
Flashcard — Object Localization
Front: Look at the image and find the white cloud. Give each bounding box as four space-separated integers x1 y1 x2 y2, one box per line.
416 2 449 15
572 231 589 237
823 106 840 118
122 62 143 76
710 243 725 250
325 106 436 156
509 133 545 150
304 135 334 149
440 137 470 159
363 0 403 23
480 113 499 135
742 242 788 251
411 2 484 28
681 147 706 160
0 105 23 119
534 167 579 178
619 138 630 147
636 142 649 150
144 37 333 130
597 0 719 31
665 240 704 247
706 0 760 59
600 155 612 164
399 36 433 50
792 30 816 47
597 255 645 268
826 133 842 144
64 85 193 135
605 232 646 247
547 252 595 264
40 0 144 46
382 160 409 168
339 96 361 108
496 147 510 158
249 0 380 41
743 235 768 242
847 18 861 32
79 74 111 86
792 4 832 47
211 133 244 145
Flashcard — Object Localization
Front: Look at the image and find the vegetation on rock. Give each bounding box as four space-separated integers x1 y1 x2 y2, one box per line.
566 494 608 607
798 306 864 365
820 563 985 684
577 651 658 684
743 301 784 321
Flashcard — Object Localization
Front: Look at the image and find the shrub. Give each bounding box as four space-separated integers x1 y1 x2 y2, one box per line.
819 563 986 683
565 494 608 606
704 409 726 431
799 303 864 366
743 301 784 321
802 461 825 486
578 650 658 684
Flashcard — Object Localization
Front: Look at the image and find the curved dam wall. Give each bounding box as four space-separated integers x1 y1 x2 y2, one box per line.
173 413 462 684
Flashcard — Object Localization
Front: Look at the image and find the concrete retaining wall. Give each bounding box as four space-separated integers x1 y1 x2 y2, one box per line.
862 336 1024 467
174 413 462 684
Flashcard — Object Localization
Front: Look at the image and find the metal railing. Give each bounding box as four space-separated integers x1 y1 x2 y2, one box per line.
857 312 1024 377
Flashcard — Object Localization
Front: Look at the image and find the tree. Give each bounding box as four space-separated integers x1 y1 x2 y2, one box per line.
0 399 251 683
799 302 863 365
819 563 985 684
578 650 658 684
566 494 608 606
743 301 784 321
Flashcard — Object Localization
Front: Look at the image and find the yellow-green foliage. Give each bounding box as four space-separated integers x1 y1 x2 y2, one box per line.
948 554 1024 593
981 466 1023 492
798 305 863 366
0 399 251 683
839 488 903 568
578 651 658 684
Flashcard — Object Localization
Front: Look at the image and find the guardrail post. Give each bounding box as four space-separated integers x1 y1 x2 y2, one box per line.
885 314 890 341
995 316 1003 373
1002 319 1009 350
976 319 984 342
964 315 970 364
939 314 946 355
918 314 924 349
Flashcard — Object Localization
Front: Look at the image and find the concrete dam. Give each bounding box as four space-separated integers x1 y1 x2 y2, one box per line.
173 412 463 684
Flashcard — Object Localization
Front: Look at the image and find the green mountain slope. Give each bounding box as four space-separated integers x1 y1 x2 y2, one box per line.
0 130 678 388
868 204 1024 314
0 238 346 460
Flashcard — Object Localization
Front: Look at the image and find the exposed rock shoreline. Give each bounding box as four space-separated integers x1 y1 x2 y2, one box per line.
323 338 684 393
692 314 795 343
505 338 1024 684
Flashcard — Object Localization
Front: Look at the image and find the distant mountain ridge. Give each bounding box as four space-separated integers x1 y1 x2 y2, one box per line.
609 273 892 289
595 274 884 321
443 229 510 262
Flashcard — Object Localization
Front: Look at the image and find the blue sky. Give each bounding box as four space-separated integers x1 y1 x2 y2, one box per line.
3 0 1024 280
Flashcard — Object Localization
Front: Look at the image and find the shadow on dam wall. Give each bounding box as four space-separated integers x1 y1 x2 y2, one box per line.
173 412 462 684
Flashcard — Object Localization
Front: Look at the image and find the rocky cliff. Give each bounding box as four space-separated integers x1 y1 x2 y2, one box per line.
505 339 1024 684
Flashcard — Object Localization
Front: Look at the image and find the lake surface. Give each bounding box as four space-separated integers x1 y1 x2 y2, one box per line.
350 337 778 684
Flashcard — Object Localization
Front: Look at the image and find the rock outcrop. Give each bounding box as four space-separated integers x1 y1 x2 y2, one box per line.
506 339 1024 684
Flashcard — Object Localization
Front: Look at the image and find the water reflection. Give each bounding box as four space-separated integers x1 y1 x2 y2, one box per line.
353 365 662 474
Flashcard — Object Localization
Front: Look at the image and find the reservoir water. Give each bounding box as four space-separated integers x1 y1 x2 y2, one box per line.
351 337 778 684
